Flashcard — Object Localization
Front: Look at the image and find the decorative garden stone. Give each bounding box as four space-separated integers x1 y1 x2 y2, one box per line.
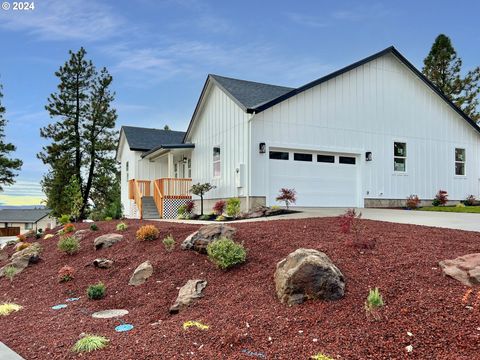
0 243 42 277
94 234 123 250
74 230 89 241
274 248 345 305
169 279 207 314
92 309 129 319
439 253 480 286
93 258 114 269
181 224 236 253
129 260 153 286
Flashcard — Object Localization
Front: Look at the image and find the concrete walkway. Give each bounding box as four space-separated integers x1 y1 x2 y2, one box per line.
0 342 25 360
156 207 480 232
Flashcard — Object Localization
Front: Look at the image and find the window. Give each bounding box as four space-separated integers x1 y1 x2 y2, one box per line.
339 156 356 165
126 161 129 181
317 154 335 163
269 151 289 160
213 147 221 177
25 223 33 230
455 148 466 176
294 153 313 162
174 163 178 178
394 142 407 172
187 159 192 178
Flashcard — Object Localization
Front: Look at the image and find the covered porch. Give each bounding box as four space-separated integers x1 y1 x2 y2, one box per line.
129 144 194 219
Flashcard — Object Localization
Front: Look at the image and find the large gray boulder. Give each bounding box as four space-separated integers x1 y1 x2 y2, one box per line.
274 248 345 305
169 279 207 314
439 253 480 286
0 242 42 277
94 234 123 250
181 224 236 253
129 260 153 286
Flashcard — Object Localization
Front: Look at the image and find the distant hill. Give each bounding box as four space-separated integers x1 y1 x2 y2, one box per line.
0 205 46 210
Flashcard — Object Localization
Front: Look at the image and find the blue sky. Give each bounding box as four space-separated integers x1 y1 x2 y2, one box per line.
0 0 479 205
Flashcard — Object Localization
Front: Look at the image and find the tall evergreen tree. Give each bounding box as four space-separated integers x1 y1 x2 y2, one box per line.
0 82 22 190
39 48 119 219
423 34 480 122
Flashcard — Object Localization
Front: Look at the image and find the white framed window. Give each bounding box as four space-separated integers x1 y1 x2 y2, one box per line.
394 142 407 172
455 148 466 176
126 161 129 181
213 147 221 177
25 223 33 230
174 163 178 178
187 159 192 178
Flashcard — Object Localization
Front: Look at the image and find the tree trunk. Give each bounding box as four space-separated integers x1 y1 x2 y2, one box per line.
200 194 203 215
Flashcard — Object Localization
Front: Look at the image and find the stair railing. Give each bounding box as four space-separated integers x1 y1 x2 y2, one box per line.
153 180 163 217
129 179 151 219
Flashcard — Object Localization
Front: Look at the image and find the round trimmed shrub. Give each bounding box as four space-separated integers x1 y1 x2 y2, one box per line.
207 237 246 270
116 222 128 231
57 236 80 255
136 225 159 241
90 223 99 231
87 282 106 300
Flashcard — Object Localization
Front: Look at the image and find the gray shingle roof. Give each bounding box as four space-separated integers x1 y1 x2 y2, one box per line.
122 126 186 151
209 74 294 110
0 209 51 222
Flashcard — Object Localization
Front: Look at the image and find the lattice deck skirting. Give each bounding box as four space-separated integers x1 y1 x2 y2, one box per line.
162 198 190 219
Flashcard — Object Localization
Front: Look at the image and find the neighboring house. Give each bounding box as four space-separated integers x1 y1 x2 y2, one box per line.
0 209 57 235
118 46 480 219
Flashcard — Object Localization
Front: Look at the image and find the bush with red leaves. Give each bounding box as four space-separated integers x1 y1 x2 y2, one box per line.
213 200 226 215
338 208 375 250
432 190 448 206
58 265 75 283
185 200 195 214
405 195 420 209
63 223 76 233
275 188 297 209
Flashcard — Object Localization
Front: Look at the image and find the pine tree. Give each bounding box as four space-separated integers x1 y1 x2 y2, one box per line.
423 34 480 122
0 82 22 191
39 48 119 219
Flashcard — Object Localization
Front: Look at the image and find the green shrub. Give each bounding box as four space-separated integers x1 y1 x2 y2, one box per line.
87 282 106 300
57 236 80 255
59 214 71 225
365 287 384 311
162 234 175 252
116 222 128 231
104 216 113 221
72 335 109 353
207 237 246 270
199 214 212 220
3 265 17 281
90 223 98 231
177 205 187 215
215 215 226 221
311 354 334 360
225 198 241 218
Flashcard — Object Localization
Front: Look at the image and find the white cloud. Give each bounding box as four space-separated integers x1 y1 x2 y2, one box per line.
0 0 125 41
2 180 44 197
287 13 328 28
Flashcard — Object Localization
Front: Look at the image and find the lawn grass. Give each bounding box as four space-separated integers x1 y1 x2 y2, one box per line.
417 206 480 213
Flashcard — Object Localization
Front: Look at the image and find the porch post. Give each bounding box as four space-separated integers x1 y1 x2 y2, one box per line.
167 152 174 177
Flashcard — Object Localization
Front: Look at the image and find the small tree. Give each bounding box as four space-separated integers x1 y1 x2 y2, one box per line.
190 183 215 215
275 188 296 209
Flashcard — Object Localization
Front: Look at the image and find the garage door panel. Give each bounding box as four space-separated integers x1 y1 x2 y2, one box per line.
268 151 358 207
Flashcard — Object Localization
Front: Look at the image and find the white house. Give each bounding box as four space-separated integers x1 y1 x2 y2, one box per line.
117 46 480 219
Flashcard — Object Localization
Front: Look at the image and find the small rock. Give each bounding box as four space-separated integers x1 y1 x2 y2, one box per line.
94 233 123 250
74 229 89 241
129 260 153 286
405 345 413 353
313 338 318 342
169 279 207 314
439 253 480 286
93 258 114 269
91 309 129 319
407 331 413 337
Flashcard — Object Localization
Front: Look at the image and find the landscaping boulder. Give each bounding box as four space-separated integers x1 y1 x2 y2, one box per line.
243 206 285 219
274 248 345 305
74 230 89 241
169 279 207 314
93 258 114 269
94 234 123 250
129 260 153 286
0 242 42 277
439 253 480 286
181 224 236 253
92 309 129 319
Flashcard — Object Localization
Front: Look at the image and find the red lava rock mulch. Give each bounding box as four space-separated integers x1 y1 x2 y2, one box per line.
0 218 480 359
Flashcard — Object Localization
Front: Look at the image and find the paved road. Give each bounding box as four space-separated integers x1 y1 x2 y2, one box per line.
157 207 480 232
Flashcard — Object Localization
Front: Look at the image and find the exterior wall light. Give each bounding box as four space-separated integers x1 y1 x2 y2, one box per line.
259 142 266 154
366 152 372 161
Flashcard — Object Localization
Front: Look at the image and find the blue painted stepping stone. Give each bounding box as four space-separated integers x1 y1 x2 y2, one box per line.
51 304 67 310
115 324 134 332
66 297 80 302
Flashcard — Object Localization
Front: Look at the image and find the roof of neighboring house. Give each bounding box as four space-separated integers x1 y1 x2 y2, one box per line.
0 209 51 223
209 74 294 110
121 126 186 152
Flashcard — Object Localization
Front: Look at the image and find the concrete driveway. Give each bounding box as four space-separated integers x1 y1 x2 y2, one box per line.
159 207 480 232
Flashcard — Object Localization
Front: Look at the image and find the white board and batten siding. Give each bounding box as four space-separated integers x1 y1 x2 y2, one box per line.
251 52 480 207
187 83 251 200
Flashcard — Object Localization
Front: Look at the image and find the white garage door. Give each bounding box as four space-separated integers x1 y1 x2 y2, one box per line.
268 149 359 207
